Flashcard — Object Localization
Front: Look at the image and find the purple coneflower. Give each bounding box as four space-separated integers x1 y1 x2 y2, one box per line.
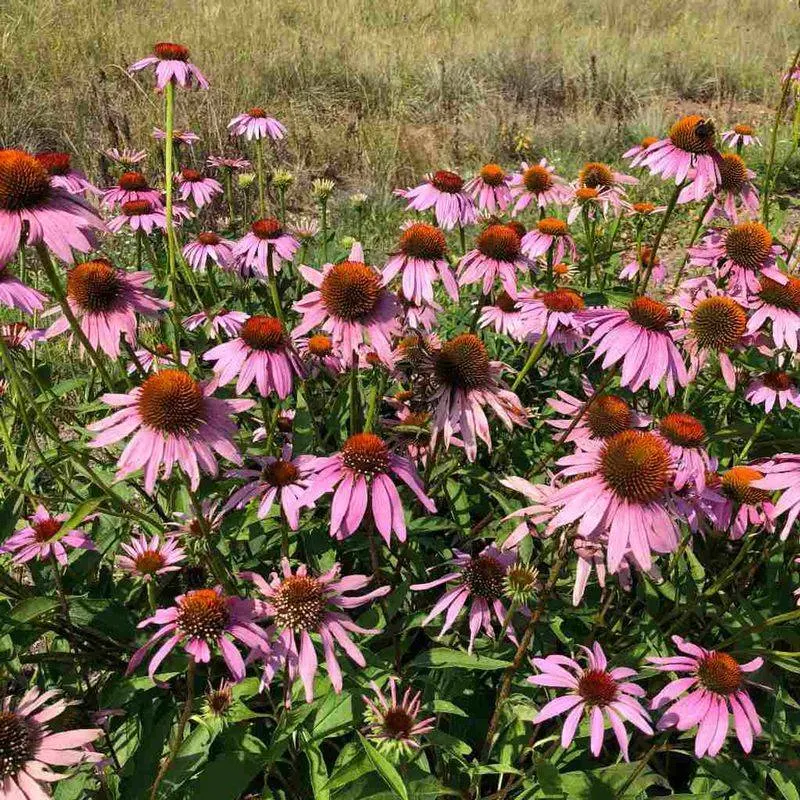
87 369 253 493
745 370 800 412
176 168 223 207
243 560 390 701
622 135 659 165
294 333 344 377
362 678 435 754
203 315 304 398
0 149 103 264
0 263 48 314
0 688 102 798
657 412 712 491
618 246 667 285
520 218 577 264
529 642 652 760
227 218 300 278
44 259 169 358
182 231 236 272
129 42 209 90
105 147 148 166
753 453 800 540
184 308 247 339
650 636 764 757
517 287 588 354
127 343 191 374
382 222 458 305
458 223 528 295
571 161 637 216
679 153 759 223
747 273 800 351
35 151 98 196
478 290 524 339
117 534 186 581
721 124 761 149
464 163 513 213
153 128 200 145
0 322 44 351
228 108 286 141
101 170 162 210
411 546 518 652
1 504 95 565
510 159 572 213
396 170 477 230
717 465 776 539
302 432 436 544
107 200 168 235
207 155 251 171
127 587 270 680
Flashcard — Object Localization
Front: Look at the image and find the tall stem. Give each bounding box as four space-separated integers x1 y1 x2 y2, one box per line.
320 200 329 263
670 195 714 292
638 181 683 294
349 359 361 436
163 81 177 302
511 332 547 392
266 244 284 323
256 139 266 218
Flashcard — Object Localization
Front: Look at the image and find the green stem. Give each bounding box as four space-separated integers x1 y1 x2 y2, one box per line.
224 170 236 230
163 80 177 307
671 195 714 292
266 245 285 323
511 332 547 392
256 139 266 218
738 415 768 462
349 361 361 436
320 200 329 263
638 181 683 294
364 370 388 433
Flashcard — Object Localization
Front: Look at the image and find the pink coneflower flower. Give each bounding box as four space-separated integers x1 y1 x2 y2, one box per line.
1 504 95 565
570 536 632 606
529 642 652 760
622 135 659 165
105 147 148 166
657 412 711 491
624 200 667 218
35 151 98 196
640 115 721 200
517 287 588 354
673 471 727 535
458 223 528 294
404 300 439 331
745 370 800 412
184 308 247 339
203 315 304 398
107 199 168 234
227 218 300 278
520 218 577 264
0 688 102 797
101 170 162 210
499 476 555 549
411 546 518 652
478 290 524 338
127 587 269 680
294 333 344 377
396 170 477 230
129 42 209 90
680 153 759 223
153 128 200 145
253 409 295 444
545 379 649 450
650 636 764 757
44 259 169 358
618 246 668 285
182 231 236 272
362 678 435 754
689 221 784 300
721 124 761 149
117 533 186 581
674 290 749 391
167 499 225 540
753 453 800 540
207 155 251 171
0 149 103 265
127 343 191 374
422 332 528 460
464 163 513 213
571 161 637 217
0 263 48 314
87 369 253 493
293 245 400 365
302 432 436 544
382 402 439 466
382 222 458 305
224 445 314 529
747 274 800 351
580 297 688 394
176 168 223 207
510 159 572 213
227 108 286 141
718 465 776 539
243 560 390 701
547 430 678 572
0 321 44 351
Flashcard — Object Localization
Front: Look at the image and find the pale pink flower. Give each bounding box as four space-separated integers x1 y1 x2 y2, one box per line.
0 322 44 351
618 247 667 285
721 125 761 149
580 297 688 394
302 432 436 544
650 636 764 757
1 504 95 565
458 223 528 295
207 155 251 171
227 218 300 278
129 42 209 90
747 273 800 351
411 546 519 652
395 170 477 230
176 168 223 207
44 259 169 358
639 115 721 200
127 343 191 374
499 476 556 549
520 218 577 264
464 164 513 213
517 287 588 354
0 687 102 797
752 453 800 540
362 678 435 754
569 161 638 219
547 430 678 572
404 300 439 331
153 128 200 145
127 587 270 681
183 308 247 339
478 290 525 339
294 333 345 377
203 315 304 398
657 412 712 491
622 135 659 165
167 499 225 540
224 445 315 529
101 171 162 210
35 151 99 196
673 472 727 535
105 147 147 166
745 371 800 412
227 108 286 141
0 149 103 265
293 243 400 365
242 560 390 701
510 159 572 213
382 221 458 305
107 199 191 235
0 263 48 314
717 465 776 539
117 533 186 581
87 369 253 493
529 642 652 760
182 232 236 272
679 153 759 223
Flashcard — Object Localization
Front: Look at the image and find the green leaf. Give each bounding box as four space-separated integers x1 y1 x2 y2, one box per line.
358 733 409 800
312 690 353 740
119 703 175 800
10 597 58 623
412 648 510 670
190 730 269 800
54 495 104 542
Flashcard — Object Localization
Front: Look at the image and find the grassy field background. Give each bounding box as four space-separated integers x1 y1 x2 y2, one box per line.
1 0 797 198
